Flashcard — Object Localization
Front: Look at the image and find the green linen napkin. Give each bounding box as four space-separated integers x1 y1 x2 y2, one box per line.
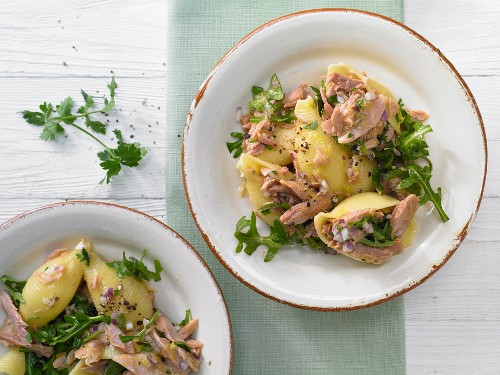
166 1 405 374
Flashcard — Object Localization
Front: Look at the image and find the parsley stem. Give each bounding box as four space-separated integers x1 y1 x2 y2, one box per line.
68 123 116 158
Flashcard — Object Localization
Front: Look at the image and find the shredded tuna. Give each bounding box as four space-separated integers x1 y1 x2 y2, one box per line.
0 290 53 357
312 148 329 167
75 340 104 365
114 353 179 375
406 108 430 122
326 73 364 95
81 360 111 375
104 324 136 354
390 194 420 236
36 265 65 284
280 192 333 225
278 180 311 201
178 318 199 340
283 83 307 108
320 87 334 119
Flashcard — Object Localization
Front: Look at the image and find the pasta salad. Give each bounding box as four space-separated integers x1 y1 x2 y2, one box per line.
0 240 202 374
227 63 448 264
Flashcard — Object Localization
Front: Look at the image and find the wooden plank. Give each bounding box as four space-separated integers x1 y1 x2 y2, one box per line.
0 76 166 198
405 1 500 76
0 0 167 78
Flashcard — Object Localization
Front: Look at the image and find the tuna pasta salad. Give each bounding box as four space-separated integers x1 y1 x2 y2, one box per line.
0 240 202 374
226 63 448 264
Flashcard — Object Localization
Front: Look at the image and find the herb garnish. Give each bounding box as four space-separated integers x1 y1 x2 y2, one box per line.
106 249 163 282
349 217 395 248
179 309 192 327
0 275 26 307
372 100 448 222
310 85 324 116
119 310 158 343
21 77 148 184
174 341 192 353
226 132 244 158
248 74 284 114
303 120 318 130
104 362 126 375
257 202 291 216
76 247 90 266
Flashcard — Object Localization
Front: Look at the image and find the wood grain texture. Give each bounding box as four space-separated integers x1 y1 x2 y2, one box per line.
405 1 500 374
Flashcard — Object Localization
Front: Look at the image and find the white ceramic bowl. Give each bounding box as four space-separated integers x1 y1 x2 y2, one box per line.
0 201 233 373
183 9 487 310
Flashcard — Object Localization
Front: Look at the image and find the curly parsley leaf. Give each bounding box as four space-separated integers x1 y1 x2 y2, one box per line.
249 73 284 114
235 212 299 262
0 275 26 307
106 249 163 282
21 77 147 184
76 247 90 266
226 132 244 158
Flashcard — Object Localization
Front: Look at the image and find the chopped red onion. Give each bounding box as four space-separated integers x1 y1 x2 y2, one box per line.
381 110 389 122
179 361 189 370
341 228 349 242
106 288 114 298
365 91 376 101
342 241 353 253
332 226 339 237
367 151 375 161
89 324 100 334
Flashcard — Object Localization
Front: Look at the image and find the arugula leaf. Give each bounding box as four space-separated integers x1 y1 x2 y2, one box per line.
119 310 158 343
76 247 90 266
0 275 26 307
174 341 192 353
105 362 126 375
106 249 163 282
398 164 449 222
117 313 126 330
303 120 318 130
226 132 244 158
327 94 338 106
234 212 298 262
310 85 324 116
21 77 148 184
179 309 191 327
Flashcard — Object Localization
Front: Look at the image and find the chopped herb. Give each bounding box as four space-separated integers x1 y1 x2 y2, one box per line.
21 77 147 184
119 310 158 343
226 132 244 158
106 249 163 282
257 202 291 216
117 313 127 330
0 275 26 307
327 94 338 106
310 85 324 116
179 309 191 327
174 341 192 353
349 216 395 248
356 97 366 111
104 362 126 375
303 121 318 130
248 74 284 114
347 133 354 138
75 247 90 266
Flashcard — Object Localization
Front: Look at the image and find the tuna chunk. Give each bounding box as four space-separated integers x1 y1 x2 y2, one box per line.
348 240 403 264
74 339 104 365
0 289 53 357
278 180 310 201
280 192 333 225
81 360 111 374
283 83 307 108
104 324 136 354
390 194 420 236
326 73 364 95
178 318 199 340
406 108 430 122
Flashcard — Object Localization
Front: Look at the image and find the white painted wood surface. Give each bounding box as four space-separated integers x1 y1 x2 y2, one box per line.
0 0 497 373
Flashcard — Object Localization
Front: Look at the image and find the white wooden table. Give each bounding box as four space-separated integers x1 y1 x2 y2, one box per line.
0 1 498 373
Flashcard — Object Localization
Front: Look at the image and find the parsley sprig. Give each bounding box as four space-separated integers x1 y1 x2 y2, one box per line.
21 77 148 184
226 132 244 158
119 310 158 343
106 249 163 282
75 247 90 266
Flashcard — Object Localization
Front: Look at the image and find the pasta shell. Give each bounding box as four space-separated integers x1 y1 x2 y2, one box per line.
295 96 321 124
237 154 291 225
68 360 93 375
83 250 154 326
314 192 416 248
0 347 25 375
254 124 298 166
19 248 84 329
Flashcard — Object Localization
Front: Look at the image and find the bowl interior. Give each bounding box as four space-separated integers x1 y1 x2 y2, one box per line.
0 202 232 373
184 10 486 309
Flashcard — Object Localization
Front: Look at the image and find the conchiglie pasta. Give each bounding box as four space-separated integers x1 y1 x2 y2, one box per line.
68 360 93 375
254 125 298 166
327 62 394 98
237 154 291 225
349 155 376 194
0 347 25 375
19 249 84 329
83 250 153 325
295 96 321 124
314 192 417 247
102 344 124 359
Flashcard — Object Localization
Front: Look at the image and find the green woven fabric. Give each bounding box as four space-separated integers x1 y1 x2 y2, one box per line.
166 1 405 374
